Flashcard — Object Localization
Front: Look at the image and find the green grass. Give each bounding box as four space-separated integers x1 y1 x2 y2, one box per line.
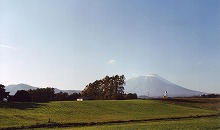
0 99 219 129
159 98 220 111
39 117 220 130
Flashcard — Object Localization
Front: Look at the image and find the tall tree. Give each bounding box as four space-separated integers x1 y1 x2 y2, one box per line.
81 75 126 100
0 84 9 102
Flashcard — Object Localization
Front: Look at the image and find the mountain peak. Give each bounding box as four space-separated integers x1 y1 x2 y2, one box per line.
125 74 204 97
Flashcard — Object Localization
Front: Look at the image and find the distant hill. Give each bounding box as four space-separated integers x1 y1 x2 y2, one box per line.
5 83 81 95
124 74 205 98
6 84 38 95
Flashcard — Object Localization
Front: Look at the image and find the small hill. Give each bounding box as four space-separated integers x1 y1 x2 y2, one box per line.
124 74 205 98
5 83 81 95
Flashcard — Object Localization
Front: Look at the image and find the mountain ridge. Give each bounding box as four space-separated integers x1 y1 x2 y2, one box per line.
5 83 81 95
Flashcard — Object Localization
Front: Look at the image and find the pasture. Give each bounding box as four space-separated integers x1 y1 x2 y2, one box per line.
38 117 220 130
0 98 219 129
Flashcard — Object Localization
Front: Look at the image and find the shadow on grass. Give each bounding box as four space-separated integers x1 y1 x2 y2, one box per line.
155 98 220 111
158 98 220 104
0 102 46 110
163 98 202 103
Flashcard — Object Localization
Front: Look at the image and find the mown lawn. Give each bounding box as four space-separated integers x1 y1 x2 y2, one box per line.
0 99 219 129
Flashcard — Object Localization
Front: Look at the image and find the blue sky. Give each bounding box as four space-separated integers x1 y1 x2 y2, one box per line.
0 0 219 93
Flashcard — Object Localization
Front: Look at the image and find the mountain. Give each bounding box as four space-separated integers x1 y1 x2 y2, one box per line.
124 74 205 98
5 83 81 95
6 84 38 95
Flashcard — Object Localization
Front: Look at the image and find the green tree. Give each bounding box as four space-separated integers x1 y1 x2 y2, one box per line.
125 93 138 99
82 80 102 100
81 75 126 100
54 92 69 101
28 87 55 102
0 84 9 102
11 90 31 102
68 93 81 100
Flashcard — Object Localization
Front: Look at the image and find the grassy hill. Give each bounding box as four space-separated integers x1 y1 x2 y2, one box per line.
0 99 219 129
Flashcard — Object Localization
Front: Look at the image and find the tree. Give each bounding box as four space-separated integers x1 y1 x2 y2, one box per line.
10 90 31 102
81 75 126 100
28 87 55 102
125 93 138 99
53 92 81 101
54 92 69 101
0 84 9 102
102 75 125 99
68 93 81 100
82 79 103 100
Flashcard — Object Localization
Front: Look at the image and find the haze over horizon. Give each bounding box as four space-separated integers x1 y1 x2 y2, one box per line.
0 0 219 93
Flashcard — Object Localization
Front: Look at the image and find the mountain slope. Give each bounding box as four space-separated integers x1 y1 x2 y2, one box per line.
124 74 205 98
6 84 38 95
5 83 81 95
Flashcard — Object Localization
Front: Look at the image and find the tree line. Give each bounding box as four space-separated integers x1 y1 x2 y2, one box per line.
0 75 137 102
0 84 81 102
194 94 220 98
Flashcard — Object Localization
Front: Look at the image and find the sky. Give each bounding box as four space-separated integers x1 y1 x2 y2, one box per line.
0 0 219 93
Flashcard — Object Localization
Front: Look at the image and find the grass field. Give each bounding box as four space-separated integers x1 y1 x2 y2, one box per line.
0 98 219 129
38 117 220 130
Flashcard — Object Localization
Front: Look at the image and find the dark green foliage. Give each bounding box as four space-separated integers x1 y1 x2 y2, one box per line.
68 93 81 100
54 92 69 101
54 92 81 101
9 90 31 102
200 94 220 98
81 75 126 100
0 84 9 102
28 87 55 102
125 93 138 99
27 87 81 102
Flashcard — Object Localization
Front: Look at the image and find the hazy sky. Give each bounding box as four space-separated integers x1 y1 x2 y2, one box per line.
0 0 219 93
